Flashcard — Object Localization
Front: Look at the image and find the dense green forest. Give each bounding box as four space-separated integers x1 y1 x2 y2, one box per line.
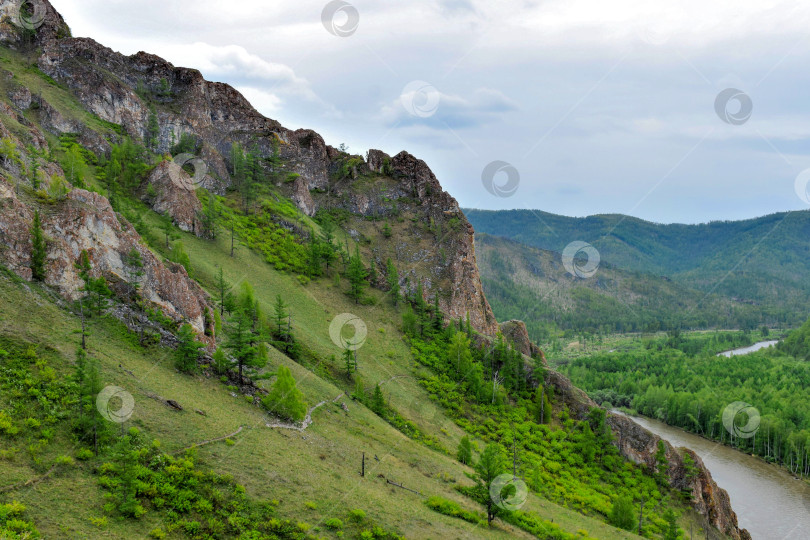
475 234 768 341
562 329 810 477
466 209 810 327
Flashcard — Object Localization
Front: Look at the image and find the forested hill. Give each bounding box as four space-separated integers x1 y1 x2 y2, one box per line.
465 208 810 325
475 234 764 340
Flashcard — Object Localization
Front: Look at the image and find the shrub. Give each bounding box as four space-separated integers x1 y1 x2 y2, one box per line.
261 365 307 422
324 518 343 530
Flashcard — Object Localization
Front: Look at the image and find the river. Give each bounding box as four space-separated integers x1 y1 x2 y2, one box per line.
717 340 779 358
619 414 808 540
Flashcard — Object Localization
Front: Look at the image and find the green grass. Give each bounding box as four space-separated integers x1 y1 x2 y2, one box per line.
0 47 122 139
0 236 649 539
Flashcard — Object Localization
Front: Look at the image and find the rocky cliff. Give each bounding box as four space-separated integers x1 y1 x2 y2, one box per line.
7 2 498 336
0 101 212 337
544 368 751 540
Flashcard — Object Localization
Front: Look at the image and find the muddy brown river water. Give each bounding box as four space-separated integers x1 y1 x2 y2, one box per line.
618 413 808 540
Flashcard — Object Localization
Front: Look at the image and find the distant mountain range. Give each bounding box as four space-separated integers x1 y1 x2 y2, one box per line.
465 209 810 336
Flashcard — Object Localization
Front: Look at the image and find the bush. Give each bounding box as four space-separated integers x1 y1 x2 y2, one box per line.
424 496 483 525
261 365 307 422
324 518 343 530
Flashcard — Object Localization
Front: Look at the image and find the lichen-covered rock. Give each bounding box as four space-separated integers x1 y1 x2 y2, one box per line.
0 180 34 281
500 320 544 360
0 176 213 338
607 413 752 540
144 160 202 234
0 0 71 49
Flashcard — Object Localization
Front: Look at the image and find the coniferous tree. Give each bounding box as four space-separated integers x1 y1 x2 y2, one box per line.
175 324 204 374
272 295 296 355
30 210 46 281
448 331 473 377
432 295 443 332
213 347 231 375
371 384 386 415
61 144 87 188
457 435 473 465
75 250 112 315
346 248 367 304
73 347 104 452
662 509 678 540
215 267 230 316
475 444 506 525
122 247 144 302
319 219 338 274
225 308 261 385
262 365 307 422
343 347 357 378
386 258 400 306
200 192 218 239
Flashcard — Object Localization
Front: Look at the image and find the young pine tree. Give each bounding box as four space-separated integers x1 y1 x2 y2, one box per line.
30 210 46 281
174 324 204 374
122 247 144 302
371 384 386 415
73 347 104 451
475 444 506 525
75 250 112 315
346 248 367 304
262 365 307 422
225 307 265 385
385 258 400 306
457 435 473 465
273 295 292 347
215 267 230 316
212 347 231 376
343 347 357 378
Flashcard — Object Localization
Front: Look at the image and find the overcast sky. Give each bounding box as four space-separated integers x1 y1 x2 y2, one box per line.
50 0 810 224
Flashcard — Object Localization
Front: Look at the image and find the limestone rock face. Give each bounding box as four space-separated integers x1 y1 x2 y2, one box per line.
144 160 203 234
0 174 212 337
500 320 544 360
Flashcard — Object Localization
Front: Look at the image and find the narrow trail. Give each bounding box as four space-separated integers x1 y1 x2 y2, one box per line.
0 463 60 493
266 393 345 432
172 426 245 455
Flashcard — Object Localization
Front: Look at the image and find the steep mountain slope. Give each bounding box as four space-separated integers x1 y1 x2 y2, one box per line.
475 234 763 341
30 16 498 336
0 2 750 539
465 209 810 327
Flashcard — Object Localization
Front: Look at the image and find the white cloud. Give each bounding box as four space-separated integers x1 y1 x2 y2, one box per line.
380 86 518 129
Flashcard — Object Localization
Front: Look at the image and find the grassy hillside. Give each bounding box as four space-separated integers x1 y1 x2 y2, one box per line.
0 225 669 540
475 234 763 341
465 209 810 327
0 25 731 539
